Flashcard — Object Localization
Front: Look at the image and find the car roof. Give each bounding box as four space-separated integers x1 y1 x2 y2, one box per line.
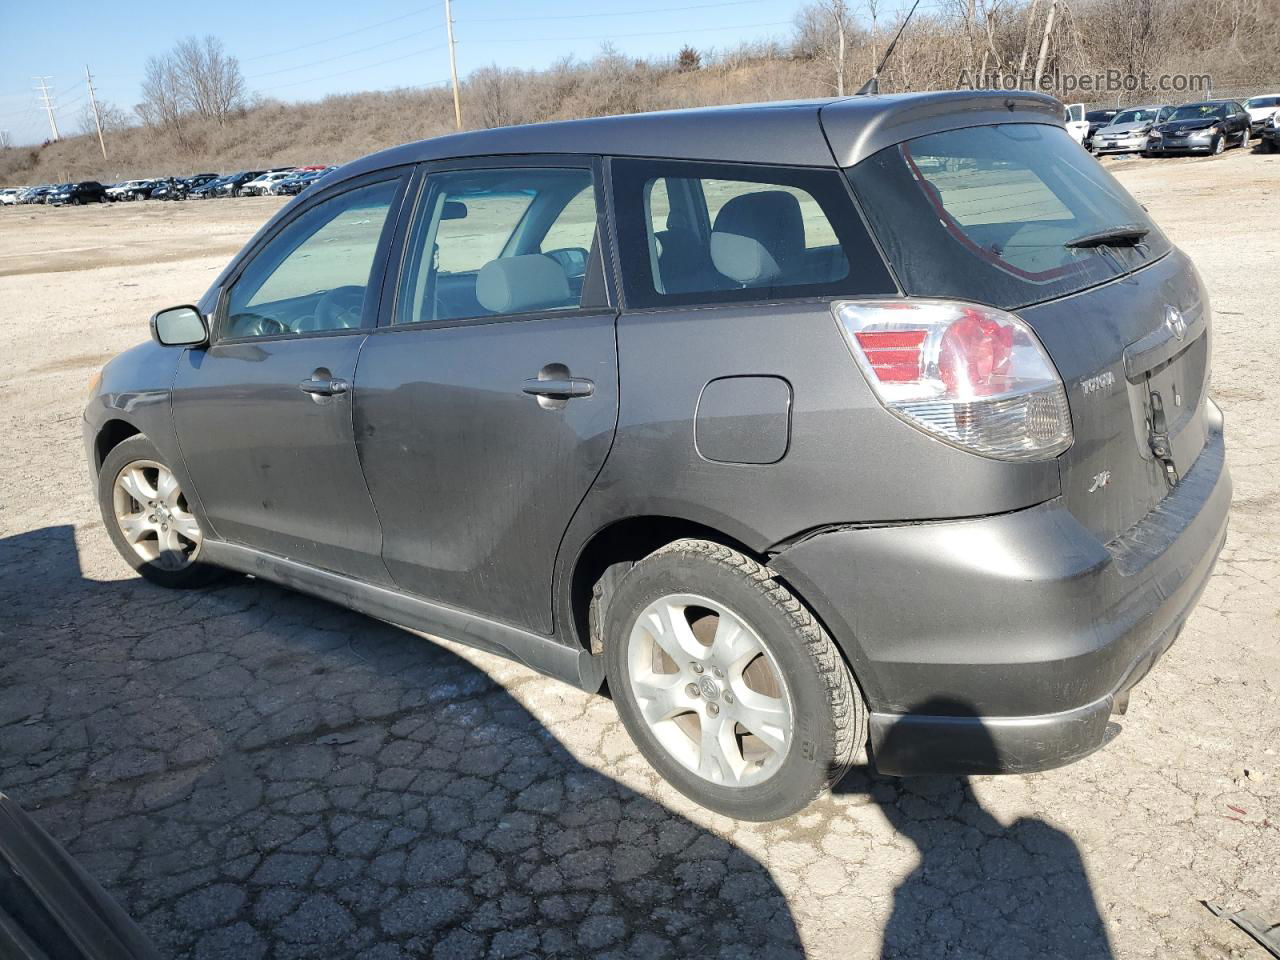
331 90 1062 183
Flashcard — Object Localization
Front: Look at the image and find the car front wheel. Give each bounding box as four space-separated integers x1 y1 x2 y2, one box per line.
1213 135 1226 155
98 434 222 589
604 539 865 820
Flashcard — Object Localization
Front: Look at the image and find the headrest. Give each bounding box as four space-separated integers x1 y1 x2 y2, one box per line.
476 255 572 314
710 191 806 285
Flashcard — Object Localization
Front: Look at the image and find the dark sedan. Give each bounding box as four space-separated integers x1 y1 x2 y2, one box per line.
49 181 108 205
214 170 266 198
1145 100 1252 156
154 174 220 201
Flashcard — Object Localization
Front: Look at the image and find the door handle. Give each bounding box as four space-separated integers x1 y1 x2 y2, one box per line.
299 377 350 396
522 377 594 400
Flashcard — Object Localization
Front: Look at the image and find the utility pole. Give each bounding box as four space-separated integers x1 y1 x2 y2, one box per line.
34 77 60 141
444 0 462 129
85 65 107 161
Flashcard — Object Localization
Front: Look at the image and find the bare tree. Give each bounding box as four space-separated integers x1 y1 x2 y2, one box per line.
172 35 246 124
138 35 246 137
77 99 128 137
137 54 188 140
0 130 12 150
470 66 517 128
794 1 861 94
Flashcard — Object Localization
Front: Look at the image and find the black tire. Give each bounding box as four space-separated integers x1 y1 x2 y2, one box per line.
1262 139 1276 154
604 539 865 821
1213 135 1225 156
97 434 223 589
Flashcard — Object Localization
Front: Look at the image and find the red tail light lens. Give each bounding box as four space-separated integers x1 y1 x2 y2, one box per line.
854 329 927 382
834 299 1073 461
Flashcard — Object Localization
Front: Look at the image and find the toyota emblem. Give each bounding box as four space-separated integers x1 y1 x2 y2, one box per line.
1164 305 1188 342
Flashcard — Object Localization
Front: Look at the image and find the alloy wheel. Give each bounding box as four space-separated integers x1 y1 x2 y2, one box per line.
625 593 793 787
112 459 202 571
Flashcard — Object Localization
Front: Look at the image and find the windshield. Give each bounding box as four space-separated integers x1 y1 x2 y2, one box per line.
1245 96 1280 109
847 123 1170 309
1112 109 1159 125
1169 103 1225 121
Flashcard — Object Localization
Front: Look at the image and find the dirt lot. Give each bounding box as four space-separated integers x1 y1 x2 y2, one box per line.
1 150 1277 960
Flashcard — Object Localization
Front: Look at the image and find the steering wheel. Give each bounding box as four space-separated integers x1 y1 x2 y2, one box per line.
229 312 288 338
314 286 366 330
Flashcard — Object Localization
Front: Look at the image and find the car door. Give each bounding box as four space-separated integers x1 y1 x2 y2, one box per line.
172 169 410 583
352 158 619 634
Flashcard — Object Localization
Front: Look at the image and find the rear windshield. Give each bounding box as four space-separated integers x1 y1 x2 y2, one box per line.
847 123 1171 309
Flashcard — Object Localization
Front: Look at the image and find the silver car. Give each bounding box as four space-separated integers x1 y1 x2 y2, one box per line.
1093 105 1174 155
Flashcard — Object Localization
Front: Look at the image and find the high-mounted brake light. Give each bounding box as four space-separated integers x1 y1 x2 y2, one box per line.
834 299 1073 461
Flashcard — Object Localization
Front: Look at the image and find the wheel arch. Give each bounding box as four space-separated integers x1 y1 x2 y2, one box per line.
94 419 142 474
563 515 764 657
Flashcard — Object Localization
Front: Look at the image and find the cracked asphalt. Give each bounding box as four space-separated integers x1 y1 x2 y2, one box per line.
1 152 1277 959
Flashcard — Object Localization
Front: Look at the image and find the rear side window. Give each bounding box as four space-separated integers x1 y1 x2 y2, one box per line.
396 167 596 325
611 158 895 309
848 123 1171 309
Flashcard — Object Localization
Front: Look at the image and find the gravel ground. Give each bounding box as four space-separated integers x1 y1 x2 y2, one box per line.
1 149 1277 960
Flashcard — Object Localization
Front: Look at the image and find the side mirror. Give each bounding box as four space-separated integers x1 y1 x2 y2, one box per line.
151 305 208 347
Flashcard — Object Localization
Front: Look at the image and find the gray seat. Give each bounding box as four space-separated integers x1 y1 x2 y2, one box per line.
476 254 573 314
709 191 806 286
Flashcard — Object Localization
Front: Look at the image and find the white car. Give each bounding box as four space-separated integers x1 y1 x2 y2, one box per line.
1064 103 1090 146
106 180 150 202
1244 94 1280 136
0 187 30 206
240 171 297 197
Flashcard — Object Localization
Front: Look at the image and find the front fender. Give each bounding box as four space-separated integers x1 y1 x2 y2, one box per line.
83 341 209 529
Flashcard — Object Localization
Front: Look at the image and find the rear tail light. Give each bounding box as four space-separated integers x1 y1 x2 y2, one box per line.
834 299 1073 461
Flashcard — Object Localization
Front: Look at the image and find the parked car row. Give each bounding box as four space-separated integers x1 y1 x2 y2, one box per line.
1085 95 1280 158
2 165 337 208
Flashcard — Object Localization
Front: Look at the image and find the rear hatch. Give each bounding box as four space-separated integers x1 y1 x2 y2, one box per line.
1017 251 1209 540
843 114 1210 542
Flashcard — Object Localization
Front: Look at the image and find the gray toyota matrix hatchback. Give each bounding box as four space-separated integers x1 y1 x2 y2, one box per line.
85 92 1230 820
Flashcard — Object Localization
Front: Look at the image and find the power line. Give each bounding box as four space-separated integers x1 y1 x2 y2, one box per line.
247 27 444 80
258 45 450 92
458 0 775 23
242 4 443 62
473 20 796 43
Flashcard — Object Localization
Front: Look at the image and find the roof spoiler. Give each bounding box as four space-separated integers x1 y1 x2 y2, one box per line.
855 0 922 96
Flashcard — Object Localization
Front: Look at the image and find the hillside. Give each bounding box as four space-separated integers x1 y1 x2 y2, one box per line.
3 0 1277 187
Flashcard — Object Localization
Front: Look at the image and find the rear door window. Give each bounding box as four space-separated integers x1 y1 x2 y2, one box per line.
395 167 597 325
610 158 895 309
847 123 1171 309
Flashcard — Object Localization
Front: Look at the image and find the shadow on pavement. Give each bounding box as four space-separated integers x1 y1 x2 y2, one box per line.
0 526 802 958
835 698 1116 960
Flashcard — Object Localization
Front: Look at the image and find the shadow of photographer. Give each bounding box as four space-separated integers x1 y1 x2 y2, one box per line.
836 697 1116 960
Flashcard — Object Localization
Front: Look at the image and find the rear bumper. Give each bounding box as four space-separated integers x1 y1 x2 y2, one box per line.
770 410 1230 776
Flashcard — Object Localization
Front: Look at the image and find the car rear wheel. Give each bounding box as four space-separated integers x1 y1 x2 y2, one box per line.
98 435 222 589
604 539 865 820
1241 127 1250 149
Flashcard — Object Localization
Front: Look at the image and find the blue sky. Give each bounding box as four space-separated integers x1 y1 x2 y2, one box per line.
0 0 834 146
